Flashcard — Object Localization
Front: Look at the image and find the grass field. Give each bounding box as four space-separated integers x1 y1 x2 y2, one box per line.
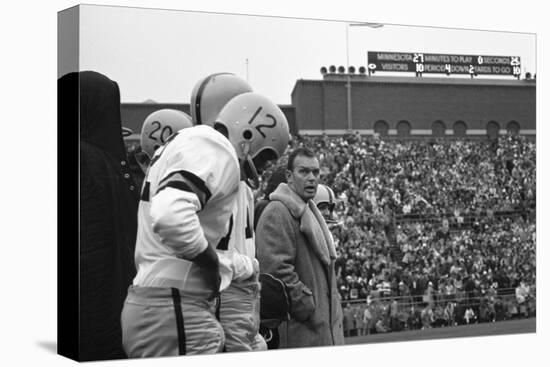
344 317 536 345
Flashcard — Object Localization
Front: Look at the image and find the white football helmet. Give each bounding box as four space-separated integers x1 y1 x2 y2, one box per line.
214 92 290 189
314 184 336 209
136 109 193 173
314 184 338 223
190 73 253 126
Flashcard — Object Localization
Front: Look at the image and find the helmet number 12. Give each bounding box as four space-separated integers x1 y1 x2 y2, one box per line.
247 106 277 138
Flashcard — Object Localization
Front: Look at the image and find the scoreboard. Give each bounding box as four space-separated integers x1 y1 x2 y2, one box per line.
367 51 521 77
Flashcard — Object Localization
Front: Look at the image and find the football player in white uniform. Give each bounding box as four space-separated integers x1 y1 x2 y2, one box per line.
313 184 344 231
134 109 193 173
214 92 289 352
313 184 337 223
121 124 239 357
190 72 289 352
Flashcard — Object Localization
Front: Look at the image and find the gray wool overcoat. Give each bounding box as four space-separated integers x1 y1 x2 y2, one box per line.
256 183 345 348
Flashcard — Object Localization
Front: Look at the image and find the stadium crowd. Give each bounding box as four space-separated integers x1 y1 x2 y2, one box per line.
298 132 535 217
261 133 536 334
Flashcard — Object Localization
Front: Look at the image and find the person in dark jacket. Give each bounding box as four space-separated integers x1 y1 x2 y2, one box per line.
342 303 354 337
61 71 139 361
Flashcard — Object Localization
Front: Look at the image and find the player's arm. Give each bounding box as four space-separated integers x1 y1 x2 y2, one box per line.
150 170 217 265
256 202 315 322
218 197 258 282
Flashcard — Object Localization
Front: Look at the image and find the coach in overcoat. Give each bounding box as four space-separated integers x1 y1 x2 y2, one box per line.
256 148 344 348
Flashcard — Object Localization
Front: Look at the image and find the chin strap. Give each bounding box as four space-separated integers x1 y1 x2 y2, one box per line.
245 154 260 190
240 141 260 190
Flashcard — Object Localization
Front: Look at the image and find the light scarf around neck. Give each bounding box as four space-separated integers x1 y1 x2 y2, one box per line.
269 183 336 267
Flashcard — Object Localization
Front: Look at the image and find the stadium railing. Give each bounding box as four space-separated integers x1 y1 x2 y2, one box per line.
340 287 535 334
394 209 533 227
341 287 536 315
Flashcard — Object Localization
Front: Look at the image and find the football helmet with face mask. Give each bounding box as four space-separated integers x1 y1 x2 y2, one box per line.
214 92 290 189
313 184 338 224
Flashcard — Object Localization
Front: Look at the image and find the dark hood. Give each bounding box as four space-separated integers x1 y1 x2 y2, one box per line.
59 70 126 161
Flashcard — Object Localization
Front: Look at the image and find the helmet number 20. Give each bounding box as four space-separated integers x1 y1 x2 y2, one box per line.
148 121 174 144
247 106 277 138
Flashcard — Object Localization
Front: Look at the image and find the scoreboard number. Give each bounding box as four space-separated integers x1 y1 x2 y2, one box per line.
513 66 521 76
469 65 475 74
477 56 484 65
510 56 520 66
445 64 451 73
415 63 424 73
413 53 424 63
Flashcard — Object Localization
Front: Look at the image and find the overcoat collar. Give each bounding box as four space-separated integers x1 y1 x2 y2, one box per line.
269 183 336 266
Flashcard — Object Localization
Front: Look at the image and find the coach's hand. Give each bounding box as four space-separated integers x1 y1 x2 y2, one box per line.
193 245 221 300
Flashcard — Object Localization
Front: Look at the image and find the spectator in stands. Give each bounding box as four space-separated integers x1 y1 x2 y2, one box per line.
420 303 434 330
354 304 366 336
363 301 373 335
343 303 354 337
433 304 447 328
464 307 476 324
389 298 400 331
375 319 389 333
423 281 435 308
515 280 530 318
444 302 456 326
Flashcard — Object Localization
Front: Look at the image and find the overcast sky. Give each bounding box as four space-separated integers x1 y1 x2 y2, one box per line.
77 4 536 105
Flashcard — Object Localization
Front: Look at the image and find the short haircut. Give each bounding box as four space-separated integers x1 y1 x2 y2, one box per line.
287 147 317 171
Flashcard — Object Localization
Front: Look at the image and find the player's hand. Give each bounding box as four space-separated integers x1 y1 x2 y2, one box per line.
247 258 261 282
193 245 221 300
252 258 260 276
203 268 221 301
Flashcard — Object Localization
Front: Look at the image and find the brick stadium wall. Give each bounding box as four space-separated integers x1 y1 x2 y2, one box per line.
120 76 535 139
291 76 536 136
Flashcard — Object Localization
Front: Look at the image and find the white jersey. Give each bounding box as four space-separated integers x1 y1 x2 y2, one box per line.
217 181 257 289
133 125 240 293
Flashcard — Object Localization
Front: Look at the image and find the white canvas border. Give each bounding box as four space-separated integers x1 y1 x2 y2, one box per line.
2 0 546 366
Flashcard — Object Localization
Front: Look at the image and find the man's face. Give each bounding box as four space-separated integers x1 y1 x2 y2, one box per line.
318 203 332 220
287 155 320 202
317 202 335 222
